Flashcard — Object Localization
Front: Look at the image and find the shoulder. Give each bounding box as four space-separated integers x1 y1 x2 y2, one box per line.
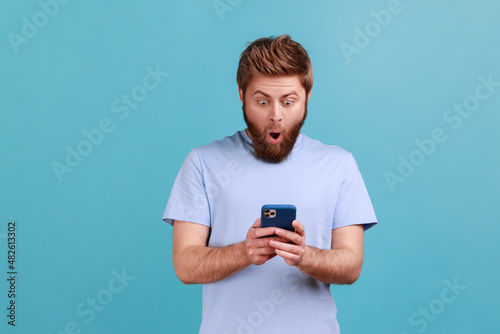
195 131 242 154
190 131 246 168
300 133 353 161
192 131 244 162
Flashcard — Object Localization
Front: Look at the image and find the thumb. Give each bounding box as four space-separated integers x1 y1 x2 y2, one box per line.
252 217 261 228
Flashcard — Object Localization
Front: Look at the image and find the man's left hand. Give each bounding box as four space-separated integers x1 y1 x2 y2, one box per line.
269 220 306 266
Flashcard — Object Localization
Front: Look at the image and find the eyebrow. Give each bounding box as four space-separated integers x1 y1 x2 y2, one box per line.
252 90 300 98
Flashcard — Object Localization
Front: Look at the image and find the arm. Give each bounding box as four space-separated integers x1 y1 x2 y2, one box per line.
172 218 283 284
270 222 364 285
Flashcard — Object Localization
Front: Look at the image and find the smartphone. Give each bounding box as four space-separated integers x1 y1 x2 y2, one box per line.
260 204 296 233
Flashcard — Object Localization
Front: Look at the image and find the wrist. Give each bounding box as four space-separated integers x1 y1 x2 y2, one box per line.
237 241 253 267
296 245 315 271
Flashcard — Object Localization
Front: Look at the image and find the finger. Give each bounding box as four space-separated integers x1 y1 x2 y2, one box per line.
250 249 278 264
253 226 280 238
275 228 301 244
292 220 305 236
248 237 281 252
251 217 261 228
268 236 289 243
248 246 276 257
260 246 279 255
248 218 268 239
275 249 301 264
270 240 299 254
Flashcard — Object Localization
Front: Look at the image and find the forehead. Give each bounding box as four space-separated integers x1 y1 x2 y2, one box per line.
247 75 305 96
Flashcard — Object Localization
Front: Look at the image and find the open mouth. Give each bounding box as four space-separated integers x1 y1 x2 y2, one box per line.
268 131 282 144
270 132 280 140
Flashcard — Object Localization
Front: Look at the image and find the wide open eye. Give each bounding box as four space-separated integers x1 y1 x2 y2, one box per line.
283 100 294 106
258 100 268 106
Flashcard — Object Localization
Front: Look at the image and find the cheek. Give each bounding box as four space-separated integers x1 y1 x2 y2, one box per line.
280 111 298 125
288 105 306 123
246 107 267 125
291 113 304 124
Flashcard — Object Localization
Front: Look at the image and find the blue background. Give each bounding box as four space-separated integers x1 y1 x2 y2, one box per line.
1 0 499 333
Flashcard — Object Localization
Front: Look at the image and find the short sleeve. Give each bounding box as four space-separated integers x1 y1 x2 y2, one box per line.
162 148 210 227
332 153 377 231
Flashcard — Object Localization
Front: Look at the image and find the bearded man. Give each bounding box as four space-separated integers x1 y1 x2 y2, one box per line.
162 35 377 334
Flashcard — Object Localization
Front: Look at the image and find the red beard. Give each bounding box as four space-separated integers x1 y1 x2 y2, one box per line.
243 103 307 164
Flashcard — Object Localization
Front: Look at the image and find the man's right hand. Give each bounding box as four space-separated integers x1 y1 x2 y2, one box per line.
244 218 286 265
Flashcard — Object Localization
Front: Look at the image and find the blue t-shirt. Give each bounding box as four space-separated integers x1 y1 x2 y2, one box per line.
163 130 377 334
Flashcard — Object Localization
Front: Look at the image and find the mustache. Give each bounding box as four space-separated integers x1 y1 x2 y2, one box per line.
264 123 286 131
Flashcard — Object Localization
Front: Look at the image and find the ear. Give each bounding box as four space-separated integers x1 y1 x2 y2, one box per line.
306 89 312 103
238 86 244 104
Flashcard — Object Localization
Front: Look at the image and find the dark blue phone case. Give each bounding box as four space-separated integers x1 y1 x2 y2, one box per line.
261 204 296 232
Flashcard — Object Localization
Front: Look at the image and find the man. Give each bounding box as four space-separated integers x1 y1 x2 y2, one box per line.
163 35 377 333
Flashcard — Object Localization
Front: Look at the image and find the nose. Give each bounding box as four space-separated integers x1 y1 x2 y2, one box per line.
270 103 282 122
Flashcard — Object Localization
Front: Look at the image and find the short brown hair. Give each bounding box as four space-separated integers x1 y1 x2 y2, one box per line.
236 35 313 96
